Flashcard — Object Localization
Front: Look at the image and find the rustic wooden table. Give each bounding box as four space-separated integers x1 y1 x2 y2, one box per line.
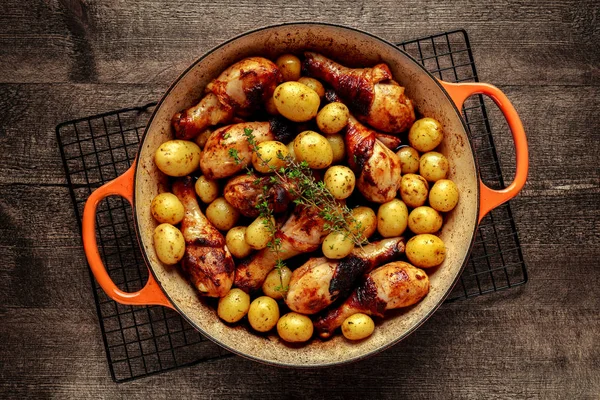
1 1 598 398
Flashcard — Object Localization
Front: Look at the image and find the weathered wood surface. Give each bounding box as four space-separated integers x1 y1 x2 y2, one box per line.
0 0 598 398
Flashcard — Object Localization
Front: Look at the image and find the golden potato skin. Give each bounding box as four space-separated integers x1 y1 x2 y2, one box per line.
324 165 355 200
429 179 459 212
245 216 274 250
277 312 314 343
273 82 320 122
195 176 219 204
316 102 350 134
217 288 250 323
349 206 377 240
298 77 325 97
151 193 184 225
408 117 444 152
406 234 446 268
399 174 430 208
275 54 302 82
396 146 420 174
326 134 346 164
152 223 185 265
377 199 409 237
225 226 253 259
262 267 292 300
293 131 333 169
205 197 240 231
154 140 201 177
248 296 280 332
322 231 354 259
194 128 212 149
252 140 288 173
419 151 449 182
408 206 443 234
341 313 375 340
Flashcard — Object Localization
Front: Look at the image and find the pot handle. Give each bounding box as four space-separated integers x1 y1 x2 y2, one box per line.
82 164 173 308
440 81 529 222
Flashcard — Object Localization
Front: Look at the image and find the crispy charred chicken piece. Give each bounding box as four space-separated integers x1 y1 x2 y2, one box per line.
234 205 328 292
313 261 430 338
223 173 296 218
285 237 406 315
173 57 282 139
304 52 415 134
345 116 402 203
200 118 293 180
172 177 235 297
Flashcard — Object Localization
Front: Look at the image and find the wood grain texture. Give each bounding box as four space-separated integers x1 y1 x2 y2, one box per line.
0 0 599 398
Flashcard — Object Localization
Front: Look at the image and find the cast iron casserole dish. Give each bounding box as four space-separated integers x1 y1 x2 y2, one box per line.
82 23 528 367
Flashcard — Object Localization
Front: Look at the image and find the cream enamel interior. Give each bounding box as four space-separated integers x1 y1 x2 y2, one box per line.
134 24 479 367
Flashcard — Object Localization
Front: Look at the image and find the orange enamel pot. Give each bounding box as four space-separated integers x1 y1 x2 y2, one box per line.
82 23 528 367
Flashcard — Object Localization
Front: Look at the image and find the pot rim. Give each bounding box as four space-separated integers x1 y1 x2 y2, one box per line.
132 21 481 367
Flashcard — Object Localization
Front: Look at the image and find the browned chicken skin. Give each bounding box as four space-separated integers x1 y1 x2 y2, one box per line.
200 118 293 179
313 261 430 338
285 237 406 315
173 57 282 140
234 205 328 292
172 177 235 297
304 52 415 134
345 116 402 203
223 173 295 218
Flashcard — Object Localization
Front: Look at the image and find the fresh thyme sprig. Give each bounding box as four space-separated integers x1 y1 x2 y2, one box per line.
228 128 367 294
241 128 366 248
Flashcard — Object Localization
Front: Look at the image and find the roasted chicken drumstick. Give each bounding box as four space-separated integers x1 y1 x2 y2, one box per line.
304 52 415 134
285 237 406 315
313 261 429 338
200 119 293 179
172 177 235 297
234 205 328 292
345 116 402 203
173 57 282 140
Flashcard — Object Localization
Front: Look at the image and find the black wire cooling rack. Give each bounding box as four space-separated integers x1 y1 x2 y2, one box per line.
56 29 527 383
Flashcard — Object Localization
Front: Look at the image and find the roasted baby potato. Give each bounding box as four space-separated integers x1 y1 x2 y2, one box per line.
326 134 346 164
151 193 184 225
316 102 350 134
429 179 459 212
293 131 333 169
322 231 354 259
419 151 449 182
225 226 253 259
298 77 325 97
399 174 429 208
377 199 409 237
252 140 288 173
408 117 444 152
324 165 355 200
262 267 292 300
406 234 446 268
218 288 250 323
154 140 201 177
195 176 219 204
349 206 377 240
206 197 240 231
153 223 185 265
408 206 443 234
276 54 302 82
245 216 275 250
396 146 420 174
273 82 320 122
248 296 280 332
277 312 314 343
341 313 375 340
